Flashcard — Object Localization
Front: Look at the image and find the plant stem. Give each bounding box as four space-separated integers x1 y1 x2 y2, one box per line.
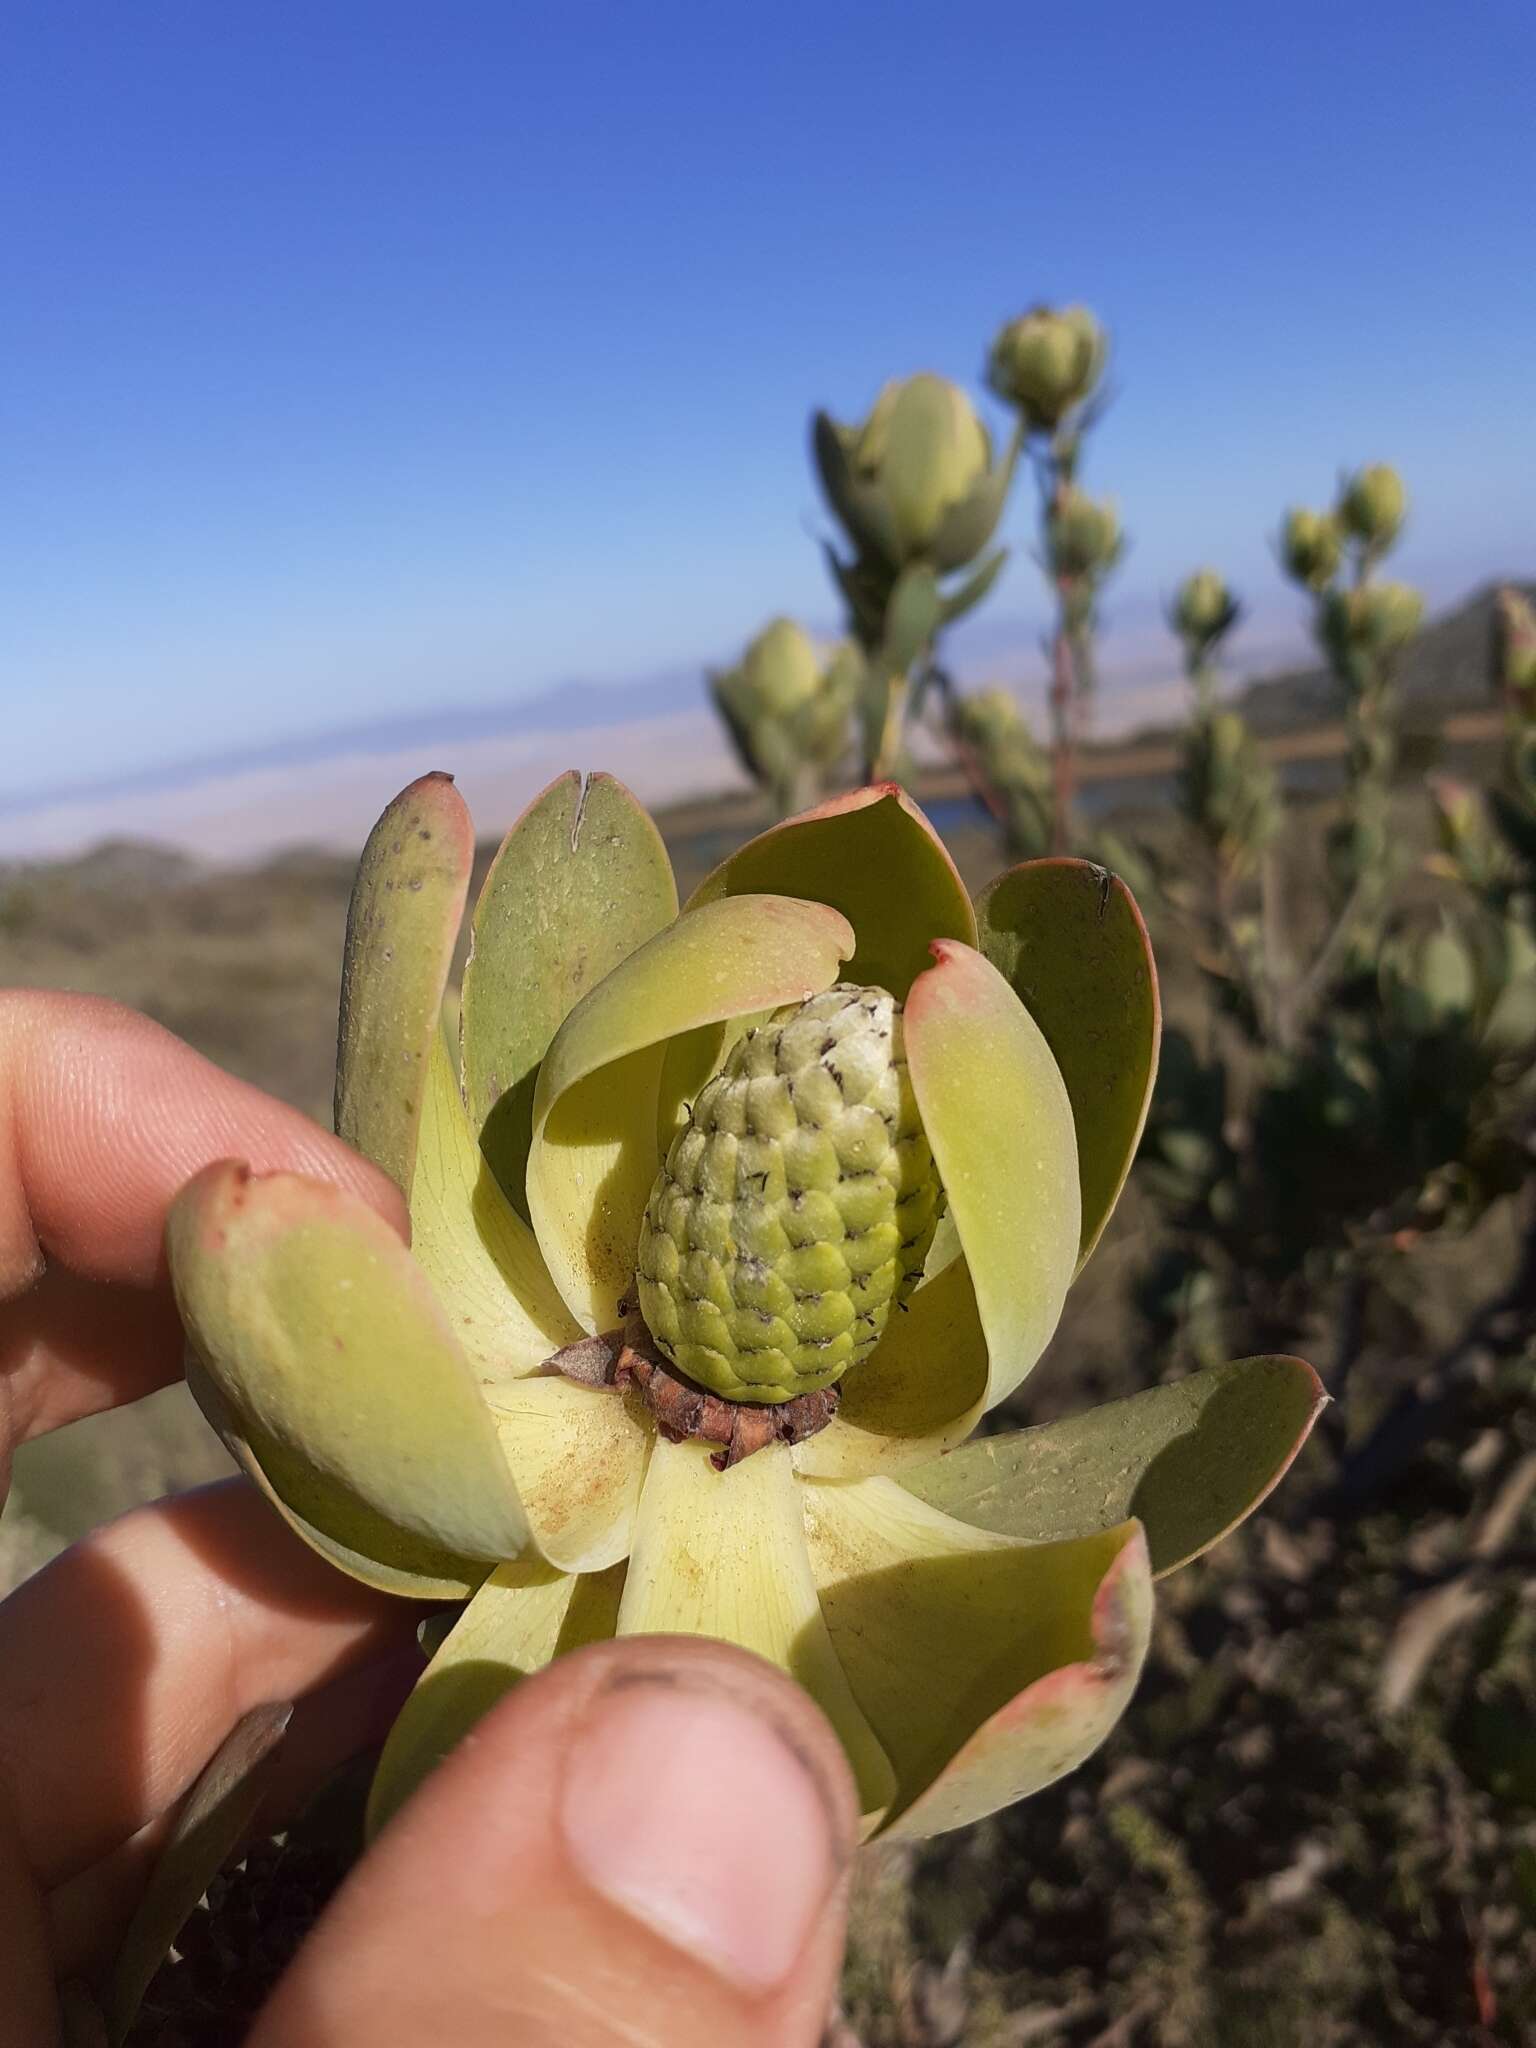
1048 586 1079 853
868 665 907 782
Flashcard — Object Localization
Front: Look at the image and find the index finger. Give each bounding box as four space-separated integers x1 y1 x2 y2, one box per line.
0 990 406 1448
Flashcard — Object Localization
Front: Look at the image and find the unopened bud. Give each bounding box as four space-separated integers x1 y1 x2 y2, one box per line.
986 304 1106 433
1048 486 1122 581
1338 464 1407 550
1281 508 1342 590
1171 569 1240 653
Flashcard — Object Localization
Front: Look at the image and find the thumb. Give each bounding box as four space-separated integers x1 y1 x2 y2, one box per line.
247 1636 858 2048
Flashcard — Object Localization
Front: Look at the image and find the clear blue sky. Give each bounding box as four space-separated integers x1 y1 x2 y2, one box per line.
3 0 1533 796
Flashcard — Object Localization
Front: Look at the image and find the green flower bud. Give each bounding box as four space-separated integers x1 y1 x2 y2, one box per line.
635 984 943 1403
710 621 861 807
1354 580 1424 656
1180 709 1279 866
1047 486 1122 581
953 689 1054 856
852 374 994 562
733 617 822 719
1316 581 1423 677
986 304 1107 432
1338 464 1407 549
1280 508 1343 590
954 686 1028 748
1171 569 1240 652
1494 586 1536 703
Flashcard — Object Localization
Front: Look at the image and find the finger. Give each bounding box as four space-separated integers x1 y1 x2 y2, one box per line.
0 1480 422 1887
46 1647 422 1981
249 1637 856 2048
0 1798 56 2048
0 990 406 1444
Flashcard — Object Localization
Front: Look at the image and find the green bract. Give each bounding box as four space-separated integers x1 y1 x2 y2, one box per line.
168 774 1324 1842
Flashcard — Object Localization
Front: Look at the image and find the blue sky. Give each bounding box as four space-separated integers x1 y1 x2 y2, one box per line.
3 0 1534 799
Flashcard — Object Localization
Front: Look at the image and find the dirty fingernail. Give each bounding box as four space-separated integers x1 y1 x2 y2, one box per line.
559 1678 839 1992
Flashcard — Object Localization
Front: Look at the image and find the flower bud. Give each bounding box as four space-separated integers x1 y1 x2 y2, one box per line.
986 304 1107 432
710 622 860 805
1281 508 1343 590
1171 569 1240 653
1493 586 1536 703
732 618 822 720
1317 582 1423 669
852 373 994 563
1338 464 1407 549
1047 486 1122 581
1355 580 1424 656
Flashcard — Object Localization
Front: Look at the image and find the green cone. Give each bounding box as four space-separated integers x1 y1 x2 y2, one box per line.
636 984 944 1403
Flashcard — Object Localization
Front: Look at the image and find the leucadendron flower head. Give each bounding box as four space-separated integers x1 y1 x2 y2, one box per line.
1170 569 1241 657
1047 485 1123 581
1320 580 1424 665
1280 507 1343 591
169 775 1323 1843
812 373 1018 575
1337 463 1407 551
708 617 860 814
986 304 1107 433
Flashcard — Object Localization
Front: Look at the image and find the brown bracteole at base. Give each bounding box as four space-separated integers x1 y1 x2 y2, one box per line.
541 1315 840 1471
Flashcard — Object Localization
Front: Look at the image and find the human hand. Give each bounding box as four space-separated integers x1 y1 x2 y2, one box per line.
0 992 856 2046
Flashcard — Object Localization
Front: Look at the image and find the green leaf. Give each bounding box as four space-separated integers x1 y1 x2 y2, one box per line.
412 1026 583 1382
188 1352 488 1599
461 772 677 1223
803 1476 1150 1837
899 1355 1327 1576
526 893 854 1331
687 783 977 1001
905 941 1080 1411
169 1163 531 1564
812 409 901 567
367 1562 626 1839
975 858 1160 1268
102 1702 292 2043
880 563 942 673
335 774 474 1197
939 545 1009 627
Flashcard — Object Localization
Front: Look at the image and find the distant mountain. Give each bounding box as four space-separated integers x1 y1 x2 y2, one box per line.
0 665 700 823
1235 578 1534 736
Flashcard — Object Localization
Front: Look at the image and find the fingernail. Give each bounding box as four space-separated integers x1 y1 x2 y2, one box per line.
559 1676 841 1993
